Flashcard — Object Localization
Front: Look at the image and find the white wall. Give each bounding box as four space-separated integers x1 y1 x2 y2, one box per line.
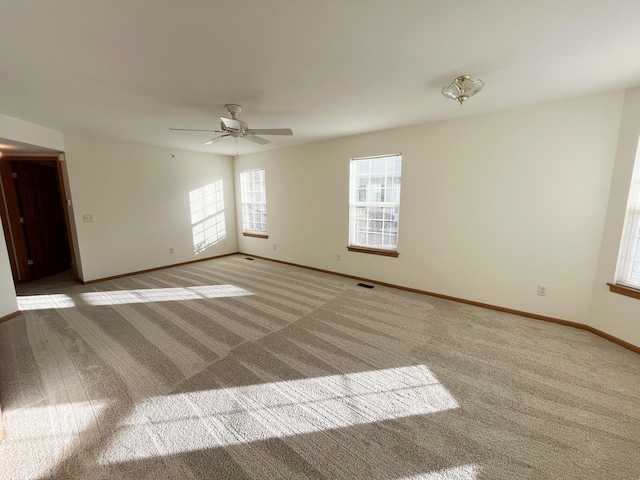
236 92 624 325
64 134 238 282
0 215 18 317
588 86 640 347
0 113 65 151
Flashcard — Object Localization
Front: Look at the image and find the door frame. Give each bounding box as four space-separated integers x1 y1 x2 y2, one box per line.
0 155 79 284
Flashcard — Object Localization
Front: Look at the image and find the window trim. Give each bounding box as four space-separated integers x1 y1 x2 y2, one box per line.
243 232 269 239
240 168 268 235
613 140 640 293
607 282 640 300
347 246 400 257
348 153 402 254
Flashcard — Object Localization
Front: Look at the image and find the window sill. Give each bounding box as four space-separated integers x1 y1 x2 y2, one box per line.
607 283 640 300
347 246 399 258
243 232 269 239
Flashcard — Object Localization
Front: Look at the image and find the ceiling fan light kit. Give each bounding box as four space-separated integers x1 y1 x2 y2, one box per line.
442 75 484 105
170 104 293 146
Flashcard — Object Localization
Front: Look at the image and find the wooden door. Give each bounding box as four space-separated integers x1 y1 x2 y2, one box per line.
12 162 71 280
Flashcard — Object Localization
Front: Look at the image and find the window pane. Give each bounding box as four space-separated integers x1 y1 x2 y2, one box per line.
240 169 267 233
349 155 402 251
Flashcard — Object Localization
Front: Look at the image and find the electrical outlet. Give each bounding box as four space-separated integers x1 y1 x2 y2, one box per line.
169 248 174 254
273 244 277 250
83 214 93 222
537 285 547 296
336 254 341 261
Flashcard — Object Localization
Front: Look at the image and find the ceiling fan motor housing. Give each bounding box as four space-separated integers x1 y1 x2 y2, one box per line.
220 118 248 133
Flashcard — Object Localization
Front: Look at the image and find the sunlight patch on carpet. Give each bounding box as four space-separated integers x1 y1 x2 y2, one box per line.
101 365 458 463
5 400 107 441
399 464 479 479
17 285 252 310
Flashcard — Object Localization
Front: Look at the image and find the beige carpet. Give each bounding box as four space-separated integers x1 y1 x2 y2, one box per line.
1 254 639 479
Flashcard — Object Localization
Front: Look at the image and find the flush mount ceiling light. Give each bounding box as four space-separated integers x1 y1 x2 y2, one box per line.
442 75 484 105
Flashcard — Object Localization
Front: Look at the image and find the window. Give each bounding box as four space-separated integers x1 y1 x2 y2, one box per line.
615 151 640 292
348 154 402 256
240 169 268 237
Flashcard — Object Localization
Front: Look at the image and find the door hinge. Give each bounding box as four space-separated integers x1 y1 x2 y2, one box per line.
27 259 34 265
19 217 25 223
11 172 17 179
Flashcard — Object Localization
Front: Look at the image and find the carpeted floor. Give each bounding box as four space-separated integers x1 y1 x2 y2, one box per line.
1 254 639 479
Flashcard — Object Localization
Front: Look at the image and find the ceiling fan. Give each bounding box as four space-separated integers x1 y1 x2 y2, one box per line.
170 104 293 145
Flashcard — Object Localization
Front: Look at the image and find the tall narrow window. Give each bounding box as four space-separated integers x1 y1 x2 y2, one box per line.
348 154 402 256
616 149 640 290
240 169 268 238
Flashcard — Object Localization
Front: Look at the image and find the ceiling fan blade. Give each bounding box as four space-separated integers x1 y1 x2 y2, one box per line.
243 134 270 145
248 128 293 136
202 134 229 145
170 128 219 132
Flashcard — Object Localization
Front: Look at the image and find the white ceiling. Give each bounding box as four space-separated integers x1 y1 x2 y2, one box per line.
1 0 639 156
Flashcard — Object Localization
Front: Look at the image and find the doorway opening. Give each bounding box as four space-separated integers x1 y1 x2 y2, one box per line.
0 156 79 291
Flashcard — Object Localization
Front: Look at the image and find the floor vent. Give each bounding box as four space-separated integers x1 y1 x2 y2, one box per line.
245 257 255 261
356 283 374 289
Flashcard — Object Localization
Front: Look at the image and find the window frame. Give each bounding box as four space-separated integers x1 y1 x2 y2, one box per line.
610 143 640 299
239 168 268 239
347 154 402 257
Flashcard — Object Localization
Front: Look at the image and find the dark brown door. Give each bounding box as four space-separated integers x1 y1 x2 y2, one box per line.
12 162 71 280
